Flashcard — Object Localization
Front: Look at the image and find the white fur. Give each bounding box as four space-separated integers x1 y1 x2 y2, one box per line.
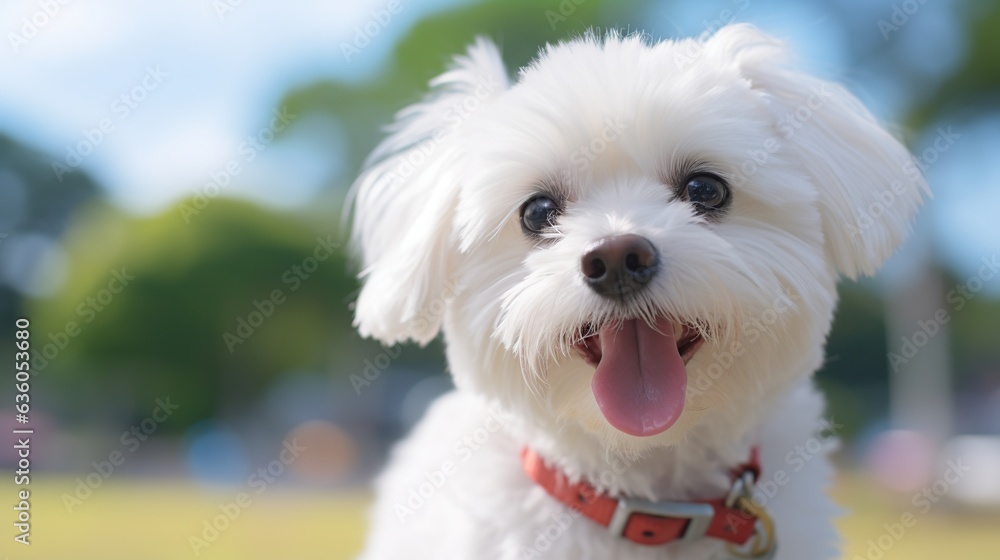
351 25 926 560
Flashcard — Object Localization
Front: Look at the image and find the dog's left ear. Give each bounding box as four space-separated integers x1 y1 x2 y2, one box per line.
708 24 929 279
351 38 509 345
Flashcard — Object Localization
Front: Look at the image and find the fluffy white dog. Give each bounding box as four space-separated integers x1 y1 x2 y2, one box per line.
351 25 926 560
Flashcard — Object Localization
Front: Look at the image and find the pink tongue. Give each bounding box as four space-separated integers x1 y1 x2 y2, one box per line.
591 318 687 437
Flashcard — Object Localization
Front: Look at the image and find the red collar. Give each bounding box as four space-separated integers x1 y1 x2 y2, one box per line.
520 446 763 547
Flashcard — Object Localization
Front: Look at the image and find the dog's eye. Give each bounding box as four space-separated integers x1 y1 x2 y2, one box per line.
684 174 730 212
520 195 560 235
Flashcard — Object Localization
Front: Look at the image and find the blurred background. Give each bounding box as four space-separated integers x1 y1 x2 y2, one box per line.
0 0 998 558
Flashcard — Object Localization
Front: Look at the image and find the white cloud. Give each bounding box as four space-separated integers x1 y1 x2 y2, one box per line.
0 0 470 214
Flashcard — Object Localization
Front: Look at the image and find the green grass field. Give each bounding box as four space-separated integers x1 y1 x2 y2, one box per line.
4 475 998 559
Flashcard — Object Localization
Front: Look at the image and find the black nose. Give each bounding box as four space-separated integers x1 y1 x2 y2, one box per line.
580 234 659 298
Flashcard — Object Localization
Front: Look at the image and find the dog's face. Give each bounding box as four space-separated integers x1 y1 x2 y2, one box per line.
352 26 926 453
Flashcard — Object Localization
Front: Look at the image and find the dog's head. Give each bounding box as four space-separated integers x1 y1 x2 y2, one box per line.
351 25 926 453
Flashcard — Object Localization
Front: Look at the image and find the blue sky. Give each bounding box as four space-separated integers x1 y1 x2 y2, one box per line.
0 0 469 212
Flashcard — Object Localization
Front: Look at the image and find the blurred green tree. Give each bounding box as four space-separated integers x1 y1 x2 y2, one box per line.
907 0 1000 130
0 133 100 388
27 198 390 429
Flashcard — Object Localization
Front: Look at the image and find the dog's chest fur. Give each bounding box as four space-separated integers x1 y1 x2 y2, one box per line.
358 379 840 560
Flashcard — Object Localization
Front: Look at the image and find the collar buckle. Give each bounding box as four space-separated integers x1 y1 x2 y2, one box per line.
724 471 778 559
725 470 757 509
607 497 715 541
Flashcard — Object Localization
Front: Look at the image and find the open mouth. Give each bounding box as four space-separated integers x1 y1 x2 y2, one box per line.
573 321 704 368
571 318 705 438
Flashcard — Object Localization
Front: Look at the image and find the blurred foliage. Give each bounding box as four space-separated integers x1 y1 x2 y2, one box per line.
0 133 99 237
27 199 382 429
815 284 891 436
908 0 1000 130
0 133 100 375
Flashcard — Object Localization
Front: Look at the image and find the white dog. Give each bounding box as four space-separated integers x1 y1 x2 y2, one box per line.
351 24 926 560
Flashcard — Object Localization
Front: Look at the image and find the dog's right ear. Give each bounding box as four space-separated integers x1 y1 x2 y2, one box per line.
351 37 509 346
